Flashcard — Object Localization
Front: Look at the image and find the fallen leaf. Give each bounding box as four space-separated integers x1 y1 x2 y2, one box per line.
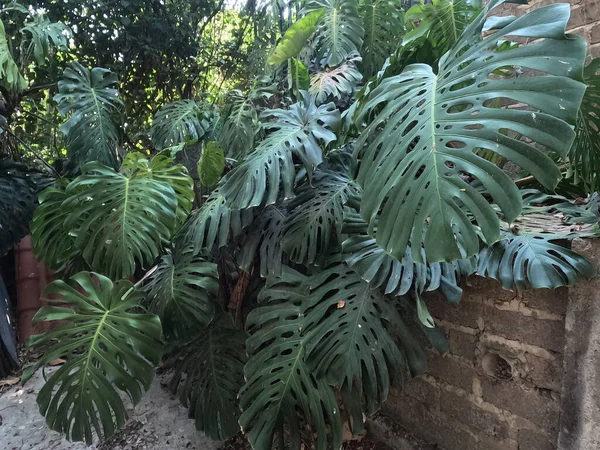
0 376 20 386
49 358 65 366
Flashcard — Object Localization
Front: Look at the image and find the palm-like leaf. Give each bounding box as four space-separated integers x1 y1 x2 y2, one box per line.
63 162 178 279
0 19 26 92
268 9 325 66
22 272 163 444
568 58 600 192
306 0 364 66
55 62 123 169
309 56 362 104
221 92 340 209
150 100 214 151
166 314 247 440
239 269 342 450
289 58 310 96
219 92 259 160
143 251 218 338
354 0 586 263
360 0 404 78
20 14 70 65
198 141 225 187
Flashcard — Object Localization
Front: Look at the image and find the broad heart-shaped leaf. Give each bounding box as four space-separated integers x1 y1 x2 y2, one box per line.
0 163 49 256
288 58 310 96
22 272 163 444
342 210 476 303
568 58 600 193
354 0 587 264
174 190 254 254
142 251 218 339
239 269 342 450
165 314 247 441
282 165 360 265
268 9 325 66
55 62 123 170
220 92 340 210
198 141 225 187
310 55 362 104
237 204 286 278
121 152 195 230
306 0 364 67
150 100 214 151
360 0 404 79
302 264 418 418
20 14 70 65
63 162 177 280
477 189 598 290
0 19 26 92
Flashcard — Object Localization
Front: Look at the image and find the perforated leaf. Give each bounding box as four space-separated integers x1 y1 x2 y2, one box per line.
143 251 218 338
150 100 214 150
219 90 261 160
55 62 122 169
221 92 340 209
63 162 178 280
309 56 362 103
198 141 225 187
306 0 364 66
354 0 587 263
22 272 163 444
268 9 325 66
20 14 70 65
166 315 247 440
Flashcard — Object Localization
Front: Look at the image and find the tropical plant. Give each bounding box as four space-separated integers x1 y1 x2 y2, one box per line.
14 0 600 449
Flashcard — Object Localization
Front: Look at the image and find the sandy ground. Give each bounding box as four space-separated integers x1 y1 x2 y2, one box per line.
0 370 222 450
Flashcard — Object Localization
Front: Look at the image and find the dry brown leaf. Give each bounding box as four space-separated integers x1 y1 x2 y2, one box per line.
337 301 345 309
0 376 20 386
49 358 65 366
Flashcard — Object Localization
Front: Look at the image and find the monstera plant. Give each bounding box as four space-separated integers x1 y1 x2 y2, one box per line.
16 0 600 449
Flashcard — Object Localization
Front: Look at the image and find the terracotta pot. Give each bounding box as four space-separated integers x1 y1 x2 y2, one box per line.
15 236 54 343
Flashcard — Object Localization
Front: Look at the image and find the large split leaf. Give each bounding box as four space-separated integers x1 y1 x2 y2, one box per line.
166 314 247 440
221 92 340 209
309 55 362 104
22 272 163 444
63 162 178 279
55 62 123 169
150 100 214 151
360 0 404 78
306 0 364 66
0 19 26 92
239 269 342 450
268 9 325 66
20 14 70 65
142 251 218 338
568 58 600 192
354 0 587 263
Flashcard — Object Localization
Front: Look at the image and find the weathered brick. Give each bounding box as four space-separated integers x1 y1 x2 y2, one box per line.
476 436 518 450
524 353 562 392
517 428 557 450
395 377 439 407
440 389 509 440
482 306 565 352
481 379 560 433
448 329 479 362
520 288 568 316
427 353 477 392
425 294 482 329
462 276 517 304
592 22 600 45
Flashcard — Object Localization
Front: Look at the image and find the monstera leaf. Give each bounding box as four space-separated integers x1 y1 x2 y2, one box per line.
0 163 48 256
175 190 254 254
268 9 325 66
477 190 597 290
55 62 123 169
360 0 404 78
568 58 600 192
63 162 178 279
165 314 247 440
219 89 263 160
239 269 342 450
221 92 340 209
143 251 218 338
0 19 26 92
282 165 359 265
150 100 214 150
309 56 362 103
306 0 364 66
354 0 587 263
22 272 163 444
198 141 225 187
20 14 70 65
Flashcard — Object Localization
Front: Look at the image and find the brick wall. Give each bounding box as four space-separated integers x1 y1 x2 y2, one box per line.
381 277 566 450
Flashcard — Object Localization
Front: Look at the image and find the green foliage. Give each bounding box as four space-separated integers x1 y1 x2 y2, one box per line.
150 100 214 151
22 272 163 444
268 9 325 66
198 141 225 187
0 19 26 92
20 14 70 65
309 55 362 103
55 62 123 169
288 58 310 96
354 0 586 263
219 92 260 160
